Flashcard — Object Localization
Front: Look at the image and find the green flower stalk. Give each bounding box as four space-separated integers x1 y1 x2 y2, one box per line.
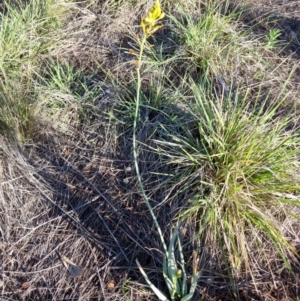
132 2 200 300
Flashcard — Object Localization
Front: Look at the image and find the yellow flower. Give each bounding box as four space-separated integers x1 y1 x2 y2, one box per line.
141 0 165 36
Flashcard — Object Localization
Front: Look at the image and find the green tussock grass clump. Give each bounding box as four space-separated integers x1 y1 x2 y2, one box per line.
153 74 300 275
161 1 263 80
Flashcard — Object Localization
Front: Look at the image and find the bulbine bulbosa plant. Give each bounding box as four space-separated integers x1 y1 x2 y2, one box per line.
136 222 200 301
132 1 200 300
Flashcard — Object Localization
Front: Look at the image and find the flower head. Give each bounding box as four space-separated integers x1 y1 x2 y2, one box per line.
141 0 165 36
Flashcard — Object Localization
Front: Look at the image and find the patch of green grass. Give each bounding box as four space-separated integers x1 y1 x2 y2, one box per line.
0 79 36 139
0 0 72 140
166 1 263 78
37 60 107 128
36 61 83 127
153 74 300 275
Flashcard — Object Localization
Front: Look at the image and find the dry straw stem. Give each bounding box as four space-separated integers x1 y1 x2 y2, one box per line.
57 251 84 278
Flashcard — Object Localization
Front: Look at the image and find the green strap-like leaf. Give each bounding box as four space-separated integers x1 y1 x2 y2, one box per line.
177 235 187 296
181 273 200 301
136 259 170 301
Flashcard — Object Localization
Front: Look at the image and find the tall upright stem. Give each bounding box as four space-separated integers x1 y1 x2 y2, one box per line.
132 37 167 254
